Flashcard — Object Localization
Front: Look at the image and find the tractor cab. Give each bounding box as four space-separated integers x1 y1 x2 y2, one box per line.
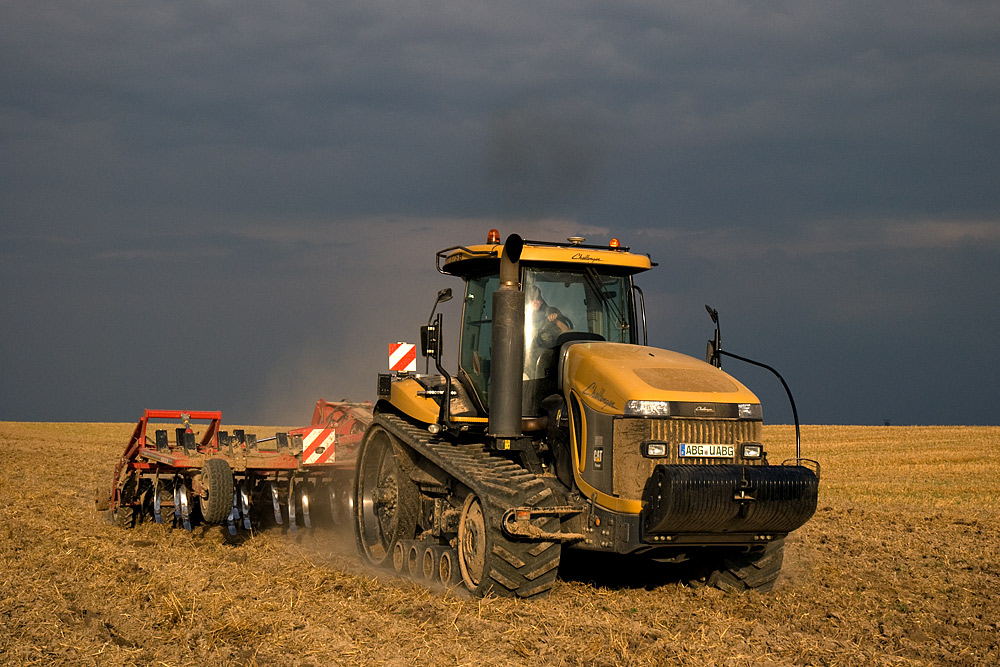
438 232 652 418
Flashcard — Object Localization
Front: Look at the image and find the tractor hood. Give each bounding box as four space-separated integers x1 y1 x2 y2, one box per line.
561 342 759 414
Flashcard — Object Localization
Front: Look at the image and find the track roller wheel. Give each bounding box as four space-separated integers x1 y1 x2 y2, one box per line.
438 550 457 586
407 545 421 578
354 425 419 567
392 543 405 574
198 458 234 524
421 547 435 581
457 492 562 599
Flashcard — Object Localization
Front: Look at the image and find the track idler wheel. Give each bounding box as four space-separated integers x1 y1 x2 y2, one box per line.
354 425 419 566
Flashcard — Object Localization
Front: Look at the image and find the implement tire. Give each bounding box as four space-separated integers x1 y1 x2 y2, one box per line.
199 458 234 524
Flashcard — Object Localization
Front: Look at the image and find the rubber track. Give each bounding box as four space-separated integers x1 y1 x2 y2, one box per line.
376 413 562 598
708 538 786 592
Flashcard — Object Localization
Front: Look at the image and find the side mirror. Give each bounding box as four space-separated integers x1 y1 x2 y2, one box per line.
427 288 453 325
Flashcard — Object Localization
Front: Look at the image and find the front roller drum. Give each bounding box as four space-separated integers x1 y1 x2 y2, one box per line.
642 464 819 536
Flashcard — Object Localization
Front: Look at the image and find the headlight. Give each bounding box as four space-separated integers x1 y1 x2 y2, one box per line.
741 442 764 459
625 400 671 417
738 403 762 420
642 441 669 457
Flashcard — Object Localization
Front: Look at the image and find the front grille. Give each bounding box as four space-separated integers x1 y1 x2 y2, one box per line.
612 418 762 500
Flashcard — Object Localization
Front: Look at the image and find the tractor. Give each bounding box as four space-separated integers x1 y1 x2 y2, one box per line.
353 231 819 598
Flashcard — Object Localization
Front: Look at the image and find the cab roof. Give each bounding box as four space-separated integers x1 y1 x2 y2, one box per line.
437 234 654 277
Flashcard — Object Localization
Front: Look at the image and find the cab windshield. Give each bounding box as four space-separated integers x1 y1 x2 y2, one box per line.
459 266 635 414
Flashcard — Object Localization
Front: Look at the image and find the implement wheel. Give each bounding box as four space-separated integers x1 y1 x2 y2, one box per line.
198 458 234 524
354 425 419 566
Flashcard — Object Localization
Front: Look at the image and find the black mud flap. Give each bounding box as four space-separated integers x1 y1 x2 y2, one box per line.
641 464 818 535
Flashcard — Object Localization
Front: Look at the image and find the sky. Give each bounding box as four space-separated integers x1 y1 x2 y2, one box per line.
2 1 999 426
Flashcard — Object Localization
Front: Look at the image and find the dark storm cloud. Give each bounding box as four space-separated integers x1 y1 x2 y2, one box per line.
2 1 999 424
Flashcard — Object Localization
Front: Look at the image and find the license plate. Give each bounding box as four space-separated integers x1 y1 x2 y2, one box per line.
679 443 734 458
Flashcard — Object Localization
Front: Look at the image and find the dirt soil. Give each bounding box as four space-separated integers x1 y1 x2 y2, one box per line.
1 422 998 666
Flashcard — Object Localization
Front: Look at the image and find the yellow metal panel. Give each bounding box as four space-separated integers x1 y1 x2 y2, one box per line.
441 242 652 275
564 343 759 414
567 389 641 514
389 378 440 424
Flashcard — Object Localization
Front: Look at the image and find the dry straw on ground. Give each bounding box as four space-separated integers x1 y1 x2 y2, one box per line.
1 422 997 665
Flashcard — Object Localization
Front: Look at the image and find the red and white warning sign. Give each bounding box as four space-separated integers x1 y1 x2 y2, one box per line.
300 428 337 465
389 342 417 372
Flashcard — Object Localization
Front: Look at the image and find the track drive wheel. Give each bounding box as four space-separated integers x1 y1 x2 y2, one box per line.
458 493 562 599
354 425 419 566
693 538 786 592
198 458 234 524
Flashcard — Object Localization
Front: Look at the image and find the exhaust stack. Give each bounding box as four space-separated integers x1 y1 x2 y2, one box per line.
488 234 525 439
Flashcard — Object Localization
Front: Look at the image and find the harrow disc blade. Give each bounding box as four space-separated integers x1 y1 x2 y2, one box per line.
287 478 297 534
270 483 283 525
300 488 311 529
153 479 163 524
227 490 238 536
239 482 251 530
173 479 182 526
176 480 192 531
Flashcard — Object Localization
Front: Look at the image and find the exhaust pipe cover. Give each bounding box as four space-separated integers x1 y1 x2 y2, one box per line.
489 234 525 439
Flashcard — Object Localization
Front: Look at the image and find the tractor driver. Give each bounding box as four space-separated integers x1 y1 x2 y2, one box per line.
524 287 573 380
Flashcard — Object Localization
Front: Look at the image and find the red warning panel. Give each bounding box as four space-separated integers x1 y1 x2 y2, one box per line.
389 342 417 372
300 428 337 465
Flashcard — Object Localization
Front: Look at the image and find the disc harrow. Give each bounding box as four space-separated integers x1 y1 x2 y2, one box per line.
98 403 372 534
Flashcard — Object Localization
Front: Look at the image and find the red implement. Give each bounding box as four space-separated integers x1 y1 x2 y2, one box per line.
99 402 373 532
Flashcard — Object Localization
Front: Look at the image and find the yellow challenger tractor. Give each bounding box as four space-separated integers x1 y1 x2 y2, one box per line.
353 231 819 598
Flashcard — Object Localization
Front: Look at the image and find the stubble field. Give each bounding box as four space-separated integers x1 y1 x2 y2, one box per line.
1 422 998 666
